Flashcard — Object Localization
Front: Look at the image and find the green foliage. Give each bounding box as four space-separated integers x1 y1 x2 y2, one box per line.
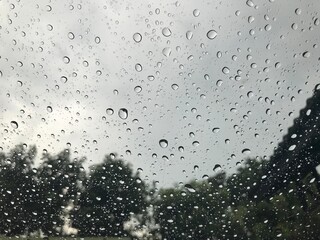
72 154 147 237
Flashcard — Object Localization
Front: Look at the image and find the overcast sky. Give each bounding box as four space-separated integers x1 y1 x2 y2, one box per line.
1 0 320 187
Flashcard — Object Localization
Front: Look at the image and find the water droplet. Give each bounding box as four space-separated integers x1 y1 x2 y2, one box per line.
148 75 155 81
63 56 70 64
246 0 254 7
171 84 179 90
135 63 143 72
242 148 251 154
95 36 101 44
17 81 23 87
222 67 230 74
162 47 172 57
295 8 301 15
47 106 53 113
10 121 18 129
185 184 196 193
193 9 200 17
213 164 221 171
68 32 75 40
212 128 220 133
216 80 223 86
291 23 298 30
289 145 296 151
186 31 193 40
192 141 199 147
118 108 128 120
60 76 68 83
314 18 320 26
247 91 254 98
133 32 142 43
134 86 142 93
106 108 114 115
162 27 172 37
207 30 217 40
302 51 310 58
159 139 168 148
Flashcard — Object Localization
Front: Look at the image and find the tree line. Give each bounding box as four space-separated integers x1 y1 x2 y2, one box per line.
0 144 320 239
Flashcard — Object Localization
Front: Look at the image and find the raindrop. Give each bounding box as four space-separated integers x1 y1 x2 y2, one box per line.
133 32 142 43
193 9 200 17
186 31 193 40
222 67 230 74
162 47 172 57
207 30 217 40
10 121 18 129
95 36 101 44
60 76 68 83
134 86 142 93
135 63 143 72
162 27 172 37
171 84 179 90
302 51 310 58
118 108 128 120
159 139 168 148
213 164 221 171
288 145 296 151
68 32 75 40
47 106 53 113
246 0 254 7
212 128 220 133
106 108 114 115
185 184 196 193
242 148 251 154
63 56 70 64
148 75 155 81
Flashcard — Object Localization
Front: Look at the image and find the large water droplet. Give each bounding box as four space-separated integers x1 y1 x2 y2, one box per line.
222 67 230 74
47 106 53 113
193 9 200 17
207 30 217 40
133 32 142 43
186 31 193 40
162 27 172 37
118 108 128 120
10 121 18 129
135 63 143 72
242 148 251 154
159 139 168 148
185 184 196 193
162 47 172 57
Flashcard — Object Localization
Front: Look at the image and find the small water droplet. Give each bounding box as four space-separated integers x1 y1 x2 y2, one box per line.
95 36 101 44
171 84 179 90
106 108 114 115
186 31 193 40
134 86 142 93
207 30 217 40
302 51 310 58
193 9 200 17
222 67 230 74
242 148 251 154
10 121 18 129
118 108 128 120
185 184 196 193
135 63 143 72
47 106 53 113
68 32 75 40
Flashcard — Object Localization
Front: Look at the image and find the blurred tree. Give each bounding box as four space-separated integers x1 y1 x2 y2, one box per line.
37 149 86 236
72 154 147 238
0 144 39 236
